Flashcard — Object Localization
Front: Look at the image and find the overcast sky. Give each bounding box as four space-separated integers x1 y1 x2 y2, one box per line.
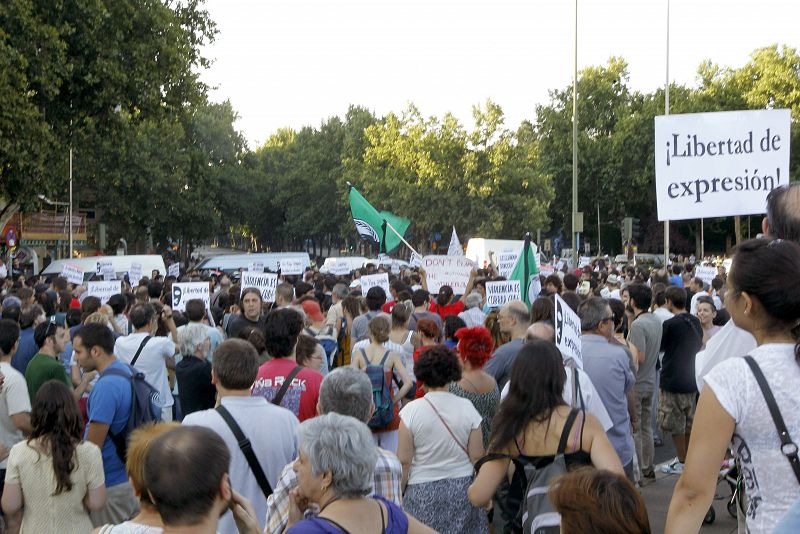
199 0 799 148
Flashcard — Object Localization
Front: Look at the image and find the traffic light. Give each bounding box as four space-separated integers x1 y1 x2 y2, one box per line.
631 218 641 242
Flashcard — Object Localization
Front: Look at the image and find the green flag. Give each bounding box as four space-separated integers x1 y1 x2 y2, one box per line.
508 233 541 308
348 185 411 254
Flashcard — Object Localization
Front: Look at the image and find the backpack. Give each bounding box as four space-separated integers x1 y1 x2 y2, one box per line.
476 409 584 534
101 364 163 461
359 348 394 430
305 326 339 369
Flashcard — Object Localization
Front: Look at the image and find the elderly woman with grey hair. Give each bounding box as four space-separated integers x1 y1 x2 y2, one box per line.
458 292 486 328
175 322 216 416
284 413 435 533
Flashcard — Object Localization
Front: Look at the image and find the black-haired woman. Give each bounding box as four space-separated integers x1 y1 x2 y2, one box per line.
467 340 623 527
666 238 800 534
2 380 105 533
397 345 487 533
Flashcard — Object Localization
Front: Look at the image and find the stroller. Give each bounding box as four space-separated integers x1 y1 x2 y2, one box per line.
703 457 740 524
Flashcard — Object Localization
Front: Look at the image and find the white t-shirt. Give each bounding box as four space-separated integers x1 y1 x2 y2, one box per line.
114 333 175 408
399 391 481 485
500 366 613 432
695 320 758 392
183 396 299 534
704 343 800 534
0 362 31 469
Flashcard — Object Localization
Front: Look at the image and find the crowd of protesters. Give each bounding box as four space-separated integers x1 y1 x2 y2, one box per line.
0 182 796 533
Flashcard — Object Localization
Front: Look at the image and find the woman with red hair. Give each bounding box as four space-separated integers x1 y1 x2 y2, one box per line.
449 326 499 447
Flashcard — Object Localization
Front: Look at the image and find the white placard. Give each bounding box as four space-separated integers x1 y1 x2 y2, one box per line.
171 282 210 312
168 263 180 278
485 280 521 308
359 273 391 296
554 294 583 368
555 260 566 271
87 281 122 304
129 262 142 286
539 264 555 277
655 109 790 221
61 263 84 285
247 261 264 273
694 266 718 286
496 250 520 279
409 252 423 268
240 271 278 302
578 256 591 268
96 259 115 280
390 260 401 274
329 261 351 276
422 255 474 294
279 258 303 275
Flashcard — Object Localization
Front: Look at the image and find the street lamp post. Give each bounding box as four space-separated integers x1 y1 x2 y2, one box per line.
69 148 73 258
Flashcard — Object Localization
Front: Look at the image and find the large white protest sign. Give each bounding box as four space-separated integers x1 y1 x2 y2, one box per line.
171 282 209 312
168 263 180 278
240 271 278 302
485 280 521 308
695 265 718 286
554 294 583 368
496 250 520 279
129 262 142 286
247 261 264 273
87 281 122 304
279 258 304 275
578 256 591 268
359 273 391 296
61 263 84 285
422 255 474 294
655 109 790 221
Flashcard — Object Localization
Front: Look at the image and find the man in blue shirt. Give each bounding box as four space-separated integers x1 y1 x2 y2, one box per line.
73 323 138 526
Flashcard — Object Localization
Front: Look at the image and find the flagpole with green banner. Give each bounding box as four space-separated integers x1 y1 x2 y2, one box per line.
508 232 541 308
347 182 417 255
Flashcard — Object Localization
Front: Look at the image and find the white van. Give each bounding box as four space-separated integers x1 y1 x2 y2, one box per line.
195 252 311 274
42 255 167 282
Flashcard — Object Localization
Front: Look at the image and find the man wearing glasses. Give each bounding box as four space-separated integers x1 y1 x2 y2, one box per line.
25 316 93 403
578 297 636 480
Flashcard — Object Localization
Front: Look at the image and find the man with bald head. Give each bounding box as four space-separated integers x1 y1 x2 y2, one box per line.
484 300 529 390
695 182 800 391
526 321 554 342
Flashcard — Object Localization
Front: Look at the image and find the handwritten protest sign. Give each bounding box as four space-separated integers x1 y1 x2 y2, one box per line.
171 282 209 312
329 261 351 276
555 294 583 368
87 281 122 304
539 264 555 277
655 109 790 221
61 264 84 285
129 262 142 286
485 281 521 308
240 271 278 302
422 255 474 294
279 258 303 275
247 261 264 273
409 252 423 268
695 265 718 286
96 259 115 280
359 273 391 296
496 250 520 279
578 256 591 268
168 263 180 278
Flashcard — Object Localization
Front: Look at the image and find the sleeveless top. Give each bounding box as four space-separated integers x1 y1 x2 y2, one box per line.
286 496 408 533
515 410 592 469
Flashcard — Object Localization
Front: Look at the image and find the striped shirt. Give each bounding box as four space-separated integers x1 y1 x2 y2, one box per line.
264 447 402 534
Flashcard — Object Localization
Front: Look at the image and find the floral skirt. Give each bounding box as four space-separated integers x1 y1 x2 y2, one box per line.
404 475 488 534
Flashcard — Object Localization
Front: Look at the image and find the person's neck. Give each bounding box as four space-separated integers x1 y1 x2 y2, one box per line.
750 325 795 346
244 313 260 322
425 385 449 393
135 327 151 335
130 502 164 528
95 355 117 373
509 328 527 340
632 306 646 316
39 347 57 358
161 515 219 534
216 385 252 398
414 305 426 312
0 354 11 363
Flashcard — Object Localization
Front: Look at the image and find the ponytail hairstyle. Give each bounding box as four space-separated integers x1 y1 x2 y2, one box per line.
29 381 83 495
436 286 454 307
728 238 800 362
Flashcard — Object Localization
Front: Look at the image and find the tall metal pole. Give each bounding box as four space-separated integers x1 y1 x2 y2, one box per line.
69 148 74 258
572 0 579 261
663 0 670 268
597 203 601 254
700 218 704 259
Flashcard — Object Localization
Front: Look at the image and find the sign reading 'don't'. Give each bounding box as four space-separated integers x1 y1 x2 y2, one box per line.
654 109 790 221
422 255 474 294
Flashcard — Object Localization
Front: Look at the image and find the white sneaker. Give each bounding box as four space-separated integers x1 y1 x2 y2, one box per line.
660 459 684 475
